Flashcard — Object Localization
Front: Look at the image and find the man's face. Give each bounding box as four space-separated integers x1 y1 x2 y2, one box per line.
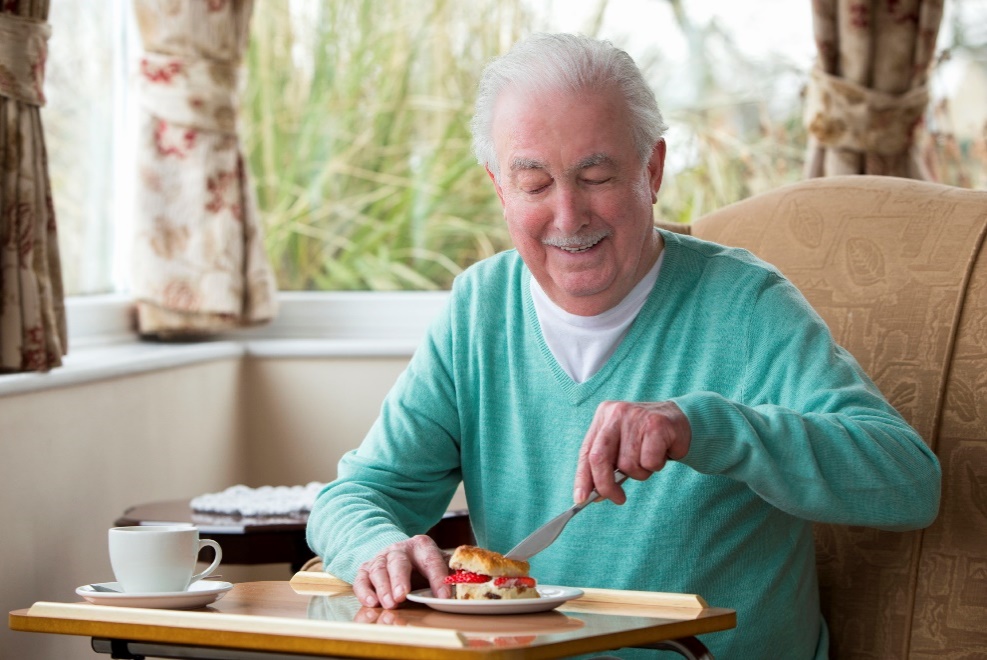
488 85 665 316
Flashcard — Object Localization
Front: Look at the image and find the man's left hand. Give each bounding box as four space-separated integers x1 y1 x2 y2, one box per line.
573 400 691 504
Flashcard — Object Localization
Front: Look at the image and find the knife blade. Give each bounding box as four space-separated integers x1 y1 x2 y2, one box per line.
504 469 629 561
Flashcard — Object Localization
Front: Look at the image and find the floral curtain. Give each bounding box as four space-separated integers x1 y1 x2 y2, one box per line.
804 0 944 178
132 0 277 337
0 0 66 373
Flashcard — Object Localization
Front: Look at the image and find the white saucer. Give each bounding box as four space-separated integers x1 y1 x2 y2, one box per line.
406 586 583 615
76 580 234 609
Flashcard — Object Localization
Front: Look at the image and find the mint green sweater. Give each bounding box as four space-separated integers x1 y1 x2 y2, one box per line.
307 230 940 659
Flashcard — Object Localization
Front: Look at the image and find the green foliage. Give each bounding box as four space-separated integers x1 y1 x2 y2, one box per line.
241 0 810 291
244 0 804 290
243 1 521 291
41 0 986 298
658 105 808 225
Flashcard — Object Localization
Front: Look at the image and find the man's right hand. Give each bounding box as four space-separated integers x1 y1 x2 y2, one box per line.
352 535 451 609
574 400 691 504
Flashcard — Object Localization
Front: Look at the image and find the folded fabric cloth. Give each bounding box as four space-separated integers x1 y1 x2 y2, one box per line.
190 482 327 517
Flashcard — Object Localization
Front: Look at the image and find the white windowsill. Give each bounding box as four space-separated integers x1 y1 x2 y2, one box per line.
0 291 448 398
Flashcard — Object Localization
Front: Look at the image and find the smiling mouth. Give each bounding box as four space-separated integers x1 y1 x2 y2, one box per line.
547 233 609 254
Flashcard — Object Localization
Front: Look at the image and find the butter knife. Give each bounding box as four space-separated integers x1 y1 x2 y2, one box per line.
504 469 629 561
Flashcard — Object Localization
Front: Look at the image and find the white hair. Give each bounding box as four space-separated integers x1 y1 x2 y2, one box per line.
470 33 668 179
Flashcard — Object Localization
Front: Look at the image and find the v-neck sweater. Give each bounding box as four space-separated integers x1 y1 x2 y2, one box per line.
307 230 940 659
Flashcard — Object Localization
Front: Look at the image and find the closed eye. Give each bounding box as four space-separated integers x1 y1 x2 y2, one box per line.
520 180 552 194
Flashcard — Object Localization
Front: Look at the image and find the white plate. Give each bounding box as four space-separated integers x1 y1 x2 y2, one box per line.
406 586 583 615
76 581 234 609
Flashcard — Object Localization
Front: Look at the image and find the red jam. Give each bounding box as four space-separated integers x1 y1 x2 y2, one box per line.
493 576 536 588
444 570 491 584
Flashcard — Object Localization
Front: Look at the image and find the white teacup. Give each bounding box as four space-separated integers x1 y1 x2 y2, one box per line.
109 525 222 593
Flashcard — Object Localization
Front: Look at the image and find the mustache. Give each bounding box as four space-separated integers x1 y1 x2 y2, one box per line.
541 230 612 248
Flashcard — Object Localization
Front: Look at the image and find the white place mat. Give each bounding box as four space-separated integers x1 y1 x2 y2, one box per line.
190 482 326 516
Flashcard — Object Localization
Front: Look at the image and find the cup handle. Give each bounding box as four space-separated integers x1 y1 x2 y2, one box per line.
190 539 223 583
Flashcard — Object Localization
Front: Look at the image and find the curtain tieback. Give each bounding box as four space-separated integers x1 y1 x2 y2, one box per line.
138 52 242 135
803 66 929 156
0 12 51 106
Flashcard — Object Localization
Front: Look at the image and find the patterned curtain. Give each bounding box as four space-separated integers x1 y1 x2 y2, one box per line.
0 0 66 373
804 0 944 178
132 0 277 337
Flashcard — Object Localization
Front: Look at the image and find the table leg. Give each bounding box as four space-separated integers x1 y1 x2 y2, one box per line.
93 639 143 659
634 636 714 659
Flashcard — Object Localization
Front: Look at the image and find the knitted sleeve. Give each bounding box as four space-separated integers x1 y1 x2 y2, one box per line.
306 294 463 582
674 271 941 531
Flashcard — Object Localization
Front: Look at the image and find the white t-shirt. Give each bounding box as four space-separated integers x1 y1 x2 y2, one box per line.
530 250 664 383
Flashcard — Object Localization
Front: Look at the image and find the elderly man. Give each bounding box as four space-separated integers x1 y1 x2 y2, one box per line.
307 33 940 658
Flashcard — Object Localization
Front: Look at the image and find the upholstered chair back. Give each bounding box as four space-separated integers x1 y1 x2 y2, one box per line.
680 174 987 658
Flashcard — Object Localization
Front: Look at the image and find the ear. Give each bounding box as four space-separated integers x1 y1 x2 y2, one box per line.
647 139 666 203
486 165 505 207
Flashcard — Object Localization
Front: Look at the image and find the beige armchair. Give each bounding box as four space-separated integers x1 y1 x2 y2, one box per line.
678 174 987 658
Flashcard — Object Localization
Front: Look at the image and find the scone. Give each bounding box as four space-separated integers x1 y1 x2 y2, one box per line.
444 545 540 600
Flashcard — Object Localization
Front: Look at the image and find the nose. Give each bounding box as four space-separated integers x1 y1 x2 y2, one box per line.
552 185 590 234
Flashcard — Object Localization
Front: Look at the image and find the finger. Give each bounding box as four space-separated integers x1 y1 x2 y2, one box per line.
366 555 396 609
595 466 627 505
409 535 451 599
639 412 671 473
353 566 380 608
640 401 691 470
384 548 414 605
586 402 623 503
574 408 607 503
615 408 648 481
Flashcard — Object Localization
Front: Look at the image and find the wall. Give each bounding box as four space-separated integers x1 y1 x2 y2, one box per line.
241 356 407 486
2 352 414 660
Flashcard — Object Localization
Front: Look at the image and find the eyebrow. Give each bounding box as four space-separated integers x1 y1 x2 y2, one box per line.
509 157 545 173
509 153 616 175
570 153 615 173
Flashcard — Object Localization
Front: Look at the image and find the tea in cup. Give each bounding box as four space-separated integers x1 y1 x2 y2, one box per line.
109 525 222 593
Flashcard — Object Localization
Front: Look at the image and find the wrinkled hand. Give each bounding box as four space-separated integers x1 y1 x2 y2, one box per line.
574 401 691 504
353 535 450 609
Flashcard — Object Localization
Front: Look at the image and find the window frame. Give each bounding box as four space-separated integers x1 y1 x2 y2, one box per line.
0 292 448 398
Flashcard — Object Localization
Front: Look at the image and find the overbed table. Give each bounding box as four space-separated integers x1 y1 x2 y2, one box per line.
9 572 736 659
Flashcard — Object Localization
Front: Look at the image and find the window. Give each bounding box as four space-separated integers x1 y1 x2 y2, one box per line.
46 2 137 296
44 0 987 299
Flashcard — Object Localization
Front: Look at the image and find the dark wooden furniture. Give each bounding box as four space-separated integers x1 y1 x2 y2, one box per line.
115 500 474 573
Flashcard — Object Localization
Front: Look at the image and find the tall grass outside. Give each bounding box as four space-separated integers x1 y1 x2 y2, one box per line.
238 0 985 292
243 1 523 291
243 0 815 292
